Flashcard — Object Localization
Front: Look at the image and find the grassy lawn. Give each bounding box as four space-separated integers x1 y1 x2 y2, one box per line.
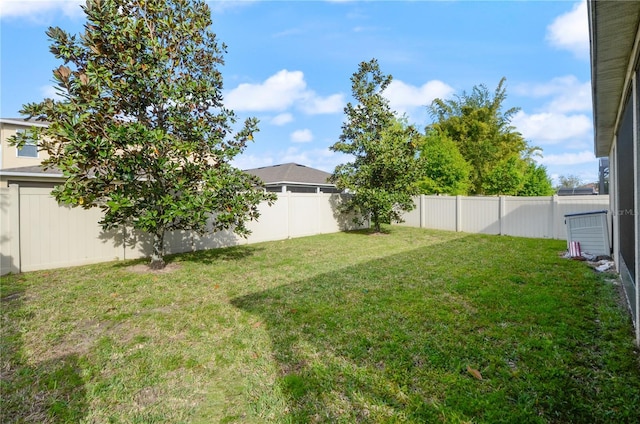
2 225 640 423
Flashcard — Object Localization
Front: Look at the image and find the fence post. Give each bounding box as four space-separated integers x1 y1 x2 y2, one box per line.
317 192 322 234
122 226 128 260
551 195 559 239
285 192 291 238
499 196 506 235
456 195 462 232
8 184 21 274
420 195 425 228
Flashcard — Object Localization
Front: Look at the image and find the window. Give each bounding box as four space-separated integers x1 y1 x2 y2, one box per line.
15 129 38 158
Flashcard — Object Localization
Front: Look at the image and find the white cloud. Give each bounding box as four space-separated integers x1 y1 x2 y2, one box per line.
40 84 64 100
271 113 294 126
279 147 349 173
538 150 596 166
232 154 274 171
225 70 306 112
207 0 258 14
272 28 302 38
299 93 344 115
511 110 592 144
514 75 591 114
0 0 253 19
385 79 454 113
225 69 344 115
383 79 454 123
352 26 388 33
233 147 350 173
291 129 313 143
0 0 84 19
546 0 589 59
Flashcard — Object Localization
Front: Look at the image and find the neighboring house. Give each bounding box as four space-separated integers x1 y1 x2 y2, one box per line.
0 118 63 188
244 162 340 193
588 1 640 343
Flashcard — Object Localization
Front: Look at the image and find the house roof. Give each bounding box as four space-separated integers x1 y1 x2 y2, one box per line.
588 1 640 157
0 165 63 178
0 118 50 128
244 163 334 186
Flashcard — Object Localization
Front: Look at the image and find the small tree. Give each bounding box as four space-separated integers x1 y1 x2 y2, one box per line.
519 163 555 196
13 0 275 269
482 156 525 195
416 130 470 195
557 174 583 189
330 59 419 232
481 157 555 196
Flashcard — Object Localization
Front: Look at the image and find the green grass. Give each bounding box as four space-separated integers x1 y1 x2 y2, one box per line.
2 225 640 423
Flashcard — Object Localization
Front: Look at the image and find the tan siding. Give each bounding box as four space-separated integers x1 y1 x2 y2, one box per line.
0 123 50 170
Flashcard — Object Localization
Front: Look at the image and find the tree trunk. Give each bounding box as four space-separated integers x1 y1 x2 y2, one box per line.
372 211 381 233
150 231 165 269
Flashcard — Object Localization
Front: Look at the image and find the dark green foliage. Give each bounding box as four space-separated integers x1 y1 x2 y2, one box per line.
11 0 274 268
330 59 420 232
416 130 470 195
520 163 555 196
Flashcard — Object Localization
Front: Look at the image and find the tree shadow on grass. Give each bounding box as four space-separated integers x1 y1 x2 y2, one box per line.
180 244 263 265
1 286 88 423
231 236 640 423
231 241 474 422
108 243 263 270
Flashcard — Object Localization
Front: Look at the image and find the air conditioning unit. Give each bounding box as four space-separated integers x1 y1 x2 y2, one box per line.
564 210 610 257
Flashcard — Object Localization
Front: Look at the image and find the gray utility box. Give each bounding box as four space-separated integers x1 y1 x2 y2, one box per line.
564 210 610 256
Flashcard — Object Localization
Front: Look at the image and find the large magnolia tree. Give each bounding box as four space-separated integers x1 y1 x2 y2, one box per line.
13 0 275 269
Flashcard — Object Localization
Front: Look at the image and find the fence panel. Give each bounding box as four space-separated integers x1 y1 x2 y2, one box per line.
1 188 612 275
501 196 554 238
423 196 457 231
402 194 611 240
399 199 422 228
289 193 321 238
17 187 123 272
0 187 361 275
460 197 500 234
0 187 18 274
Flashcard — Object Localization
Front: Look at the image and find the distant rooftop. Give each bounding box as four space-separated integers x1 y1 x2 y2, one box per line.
0 165 62 177
557 187 597 196
244 163 334 186
0 118 50 127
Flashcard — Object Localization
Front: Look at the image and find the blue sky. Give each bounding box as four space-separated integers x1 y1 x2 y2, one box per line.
1 0 596 184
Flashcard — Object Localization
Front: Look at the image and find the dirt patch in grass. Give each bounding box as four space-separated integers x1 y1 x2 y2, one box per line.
127 262 181 274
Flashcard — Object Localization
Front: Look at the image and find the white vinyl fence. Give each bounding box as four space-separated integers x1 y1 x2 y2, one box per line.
399 194 611 240
0 185 361 275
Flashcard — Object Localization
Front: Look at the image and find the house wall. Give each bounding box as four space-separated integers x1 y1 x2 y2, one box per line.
614 90 638 331
399 195 610 242
0 187 364 275
0 121 50 171
588 0 640 344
